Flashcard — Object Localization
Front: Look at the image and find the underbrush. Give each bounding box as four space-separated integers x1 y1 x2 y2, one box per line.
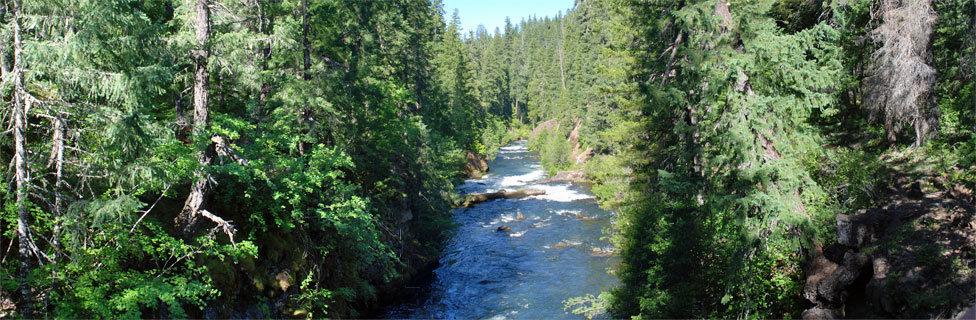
584 154 630 209
812 147 893 211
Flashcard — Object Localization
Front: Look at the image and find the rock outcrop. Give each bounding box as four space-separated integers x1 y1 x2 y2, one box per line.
802 189 975 319
465 151 489 178
530 119 559 139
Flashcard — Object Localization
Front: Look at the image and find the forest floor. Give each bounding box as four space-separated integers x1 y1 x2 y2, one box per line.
806 146 976 319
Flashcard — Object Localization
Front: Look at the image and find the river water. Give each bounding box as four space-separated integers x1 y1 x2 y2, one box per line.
385 141 619 319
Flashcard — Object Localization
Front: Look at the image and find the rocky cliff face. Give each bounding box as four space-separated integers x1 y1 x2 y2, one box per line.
803 185 975 319
465 151 490 178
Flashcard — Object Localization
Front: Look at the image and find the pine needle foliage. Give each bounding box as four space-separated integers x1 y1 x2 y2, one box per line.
608 0 842 318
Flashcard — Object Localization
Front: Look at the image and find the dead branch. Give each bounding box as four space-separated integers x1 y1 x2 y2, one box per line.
199 209 237 248
211 135 249 166
130 188 169 233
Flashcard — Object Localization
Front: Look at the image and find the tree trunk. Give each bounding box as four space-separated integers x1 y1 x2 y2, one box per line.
660 31 683 89
514 97 519 123
301 0 311 81
297 0 312 155
50 117 65 253
11 0 34 314
558 18 566 90
257 1 274 117
176 0 214 237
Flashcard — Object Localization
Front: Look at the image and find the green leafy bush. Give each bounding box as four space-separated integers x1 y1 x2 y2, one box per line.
812 148 891 211
529 128 574 176
584 154 630 208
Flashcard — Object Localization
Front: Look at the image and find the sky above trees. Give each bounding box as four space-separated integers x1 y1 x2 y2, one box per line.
442 0 573 35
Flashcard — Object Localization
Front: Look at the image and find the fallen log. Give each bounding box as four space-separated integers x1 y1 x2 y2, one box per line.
460 188 545 207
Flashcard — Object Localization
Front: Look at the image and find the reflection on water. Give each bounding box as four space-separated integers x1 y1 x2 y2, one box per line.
385 141 619 319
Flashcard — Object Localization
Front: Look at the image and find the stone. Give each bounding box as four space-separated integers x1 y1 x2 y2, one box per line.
908 181 923 198
576 147 593 164
836 211 883 248
802 306 843 319
465 151 489 178
275 271 294 292
817 251 870 305
530 119 559 139
804 250 839 304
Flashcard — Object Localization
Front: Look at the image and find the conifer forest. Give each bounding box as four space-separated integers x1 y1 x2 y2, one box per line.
1 0 974 318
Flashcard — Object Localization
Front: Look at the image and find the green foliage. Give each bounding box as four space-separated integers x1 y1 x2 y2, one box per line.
478 115 512 160
41 221 229 318
295 271 334 319
3 0 971 318
584 154 630 208
540 129 574 176
933 0 975 137
812 148 891 211
563 292 613 319
608 0 842 318
527 127 573 175
1 0 491 317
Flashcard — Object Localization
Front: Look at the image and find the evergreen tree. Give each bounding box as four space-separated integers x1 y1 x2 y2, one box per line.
609 0 842 317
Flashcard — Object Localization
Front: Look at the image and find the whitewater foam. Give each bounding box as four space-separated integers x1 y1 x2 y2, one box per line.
499 169 546 187
526 183 595 202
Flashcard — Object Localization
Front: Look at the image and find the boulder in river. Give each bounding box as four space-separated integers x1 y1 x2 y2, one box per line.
516 211 527 221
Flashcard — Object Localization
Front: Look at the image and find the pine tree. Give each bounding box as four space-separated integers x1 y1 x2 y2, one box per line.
7 0 36 315
863 0 940 146
610 0 842 317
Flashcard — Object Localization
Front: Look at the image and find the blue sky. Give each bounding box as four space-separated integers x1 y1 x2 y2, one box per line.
442 0 575 36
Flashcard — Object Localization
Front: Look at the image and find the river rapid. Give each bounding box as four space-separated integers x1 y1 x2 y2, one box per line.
385 141 619 319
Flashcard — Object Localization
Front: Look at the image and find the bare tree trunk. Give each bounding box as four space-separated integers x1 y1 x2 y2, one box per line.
514 98 519 123
176 0 214 237
11 0 34 314
0 37 6 80
301 0 311 82
558 18 566 90
50 117 65 252
660 31 683 89
297 0 311 155
257 1 274 117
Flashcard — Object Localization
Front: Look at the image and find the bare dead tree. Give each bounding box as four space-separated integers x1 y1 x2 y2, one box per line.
47 115 65 253
863 0 939 146
175 0 217 238
10 0 40 315
173 0 238 243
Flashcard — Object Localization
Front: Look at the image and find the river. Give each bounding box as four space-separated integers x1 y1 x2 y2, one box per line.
384 141 619 319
